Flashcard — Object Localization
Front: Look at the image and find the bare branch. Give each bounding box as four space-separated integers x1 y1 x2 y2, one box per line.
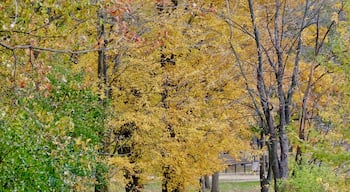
0 37 123 55
225 0 264 124
11 0 18 28
12 50 17 88
286 0 310 109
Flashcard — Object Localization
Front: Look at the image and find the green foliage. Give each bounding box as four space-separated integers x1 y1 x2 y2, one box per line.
0 65 105 191
280 162 347 192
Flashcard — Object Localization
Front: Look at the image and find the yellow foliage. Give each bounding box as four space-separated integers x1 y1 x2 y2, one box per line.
1 0 348 191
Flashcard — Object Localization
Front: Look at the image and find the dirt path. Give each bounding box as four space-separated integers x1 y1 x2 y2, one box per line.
218 173 260 182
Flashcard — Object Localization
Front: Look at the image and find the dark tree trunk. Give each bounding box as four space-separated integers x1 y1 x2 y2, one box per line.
211 172 219 192
279 129 289 177
205 175 210 189
200 177 205 192
260 178 269 192
162 166 170 192
199 175 211 191
125 170 143 192
259 133 270 192
162 165 181 192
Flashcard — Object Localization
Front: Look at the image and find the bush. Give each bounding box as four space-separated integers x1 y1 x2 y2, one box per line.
279 162 347 192
0 68 106 191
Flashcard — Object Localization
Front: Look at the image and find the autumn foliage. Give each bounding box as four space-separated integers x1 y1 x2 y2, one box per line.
0 0 349 192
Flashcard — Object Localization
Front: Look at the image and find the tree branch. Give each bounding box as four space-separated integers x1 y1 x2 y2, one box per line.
225 0 265 125
0 38 123 55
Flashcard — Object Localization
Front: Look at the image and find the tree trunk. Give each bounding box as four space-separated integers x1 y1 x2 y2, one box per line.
199 175 211 191
162 165 181 192
205 175 211 189
259 133 270 192
200 177 205 192
211 172 219 192
125 168 143 192
247 1 289 190
279 129 289 177
95 8 109 192
260 178 269 192
162 165 170 192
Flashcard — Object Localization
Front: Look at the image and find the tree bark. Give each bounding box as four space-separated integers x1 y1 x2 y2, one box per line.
200 177 205 192
247 1 287 191
125 170 143 192
199 175 211 191
259 133 270 192
162 165 170 192
162 164 182 192
274 0 289 179
205 175 211 189
211 172 219 192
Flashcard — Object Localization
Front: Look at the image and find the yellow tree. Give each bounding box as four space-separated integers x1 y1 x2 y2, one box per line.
0 0 249 191
107 1 251 191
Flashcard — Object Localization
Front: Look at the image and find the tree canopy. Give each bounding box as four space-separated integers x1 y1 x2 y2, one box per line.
0 1 349 192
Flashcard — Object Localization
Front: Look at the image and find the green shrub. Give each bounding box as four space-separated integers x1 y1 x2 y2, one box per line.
279 162 346 192
0 68 106 191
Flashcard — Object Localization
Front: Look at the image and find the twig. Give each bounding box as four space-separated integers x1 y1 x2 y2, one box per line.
0 37 123 54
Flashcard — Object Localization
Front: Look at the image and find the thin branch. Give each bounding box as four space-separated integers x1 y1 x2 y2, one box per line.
280 0 287 48
23 106 45 129
12 50 17 88
0 29 67 39
274 0 281 52
265 7 277 51
315 8 321 55
248 0 269 109
216 12 255 39
310 71 333 88
11 0 18 28
27 15 64 33
318 1 344 55
0 37 123 55
225 0 265 124
286 0 309 107
261 45 277 74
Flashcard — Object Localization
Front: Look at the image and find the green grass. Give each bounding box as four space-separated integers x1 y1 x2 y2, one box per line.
144 182 161 192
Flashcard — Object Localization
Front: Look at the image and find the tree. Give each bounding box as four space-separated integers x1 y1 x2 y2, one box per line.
108 1 251 191
1 1 348 192
222 0 348 191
